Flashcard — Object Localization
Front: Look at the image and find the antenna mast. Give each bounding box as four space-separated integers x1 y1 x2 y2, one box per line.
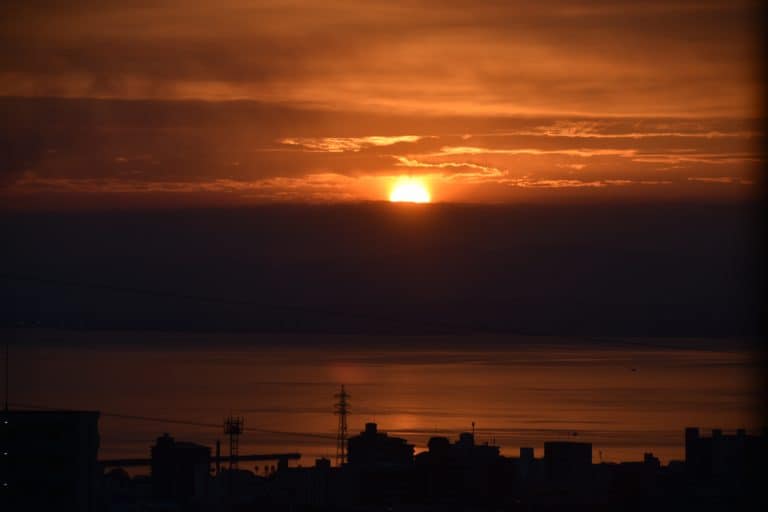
334 384 350 466
224 415 244 470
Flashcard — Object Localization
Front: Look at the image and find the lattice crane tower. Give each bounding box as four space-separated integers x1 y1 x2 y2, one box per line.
334 384 350 466
224 415 244 470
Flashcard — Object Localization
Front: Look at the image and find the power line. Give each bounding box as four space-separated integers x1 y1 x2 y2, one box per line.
9 402 336 440
0 271 482 333
3 272 740 348
3 270 740 358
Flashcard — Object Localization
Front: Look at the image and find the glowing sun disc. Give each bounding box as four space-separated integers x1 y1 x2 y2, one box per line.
389 179 431 203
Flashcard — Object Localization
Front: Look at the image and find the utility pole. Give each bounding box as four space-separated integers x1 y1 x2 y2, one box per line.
334 385 349 466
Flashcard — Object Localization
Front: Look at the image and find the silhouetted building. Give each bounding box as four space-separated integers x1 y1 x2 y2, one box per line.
519 446 535 479
213 467 263 504
347 422 414 467
543 441 592 482
1 410 100 512
271 457 332 507
102 467 138 510
150 433 211 504
457 431 501 459
684 427 766 491
418 432 501 466
342 423 416 506
415 431 508 505
595 452 663 500
92 423 768 510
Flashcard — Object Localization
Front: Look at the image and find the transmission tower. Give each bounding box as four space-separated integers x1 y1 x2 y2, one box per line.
224 415 244 470
334 384 350 466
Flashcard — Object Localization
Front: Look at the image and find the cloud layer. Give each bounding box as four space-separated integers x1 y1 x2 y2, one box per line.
0 1 763 206
1 0 762 116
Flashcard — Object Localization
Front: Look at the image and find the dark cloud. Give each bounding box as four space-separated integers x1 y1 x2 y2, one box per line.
0 1 760 116
0 131 44 186
0 0 762 205
1 201 761 336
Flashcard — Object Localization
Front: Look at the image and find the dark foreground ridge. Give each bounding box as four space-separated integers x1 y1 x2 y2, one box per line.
2 408 766 511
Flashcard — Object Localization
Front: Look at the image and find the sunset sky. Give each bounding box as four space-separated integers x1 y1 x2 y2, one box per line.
2 2 765 471
1 0 764 206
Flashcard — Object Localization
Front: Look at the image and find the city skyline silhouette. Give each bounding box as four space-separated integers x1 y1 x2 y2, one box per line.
1 0 765 510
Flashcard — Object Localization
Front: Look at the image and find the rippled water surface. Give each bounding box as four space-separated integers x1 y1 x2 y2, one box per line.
9 329 761 470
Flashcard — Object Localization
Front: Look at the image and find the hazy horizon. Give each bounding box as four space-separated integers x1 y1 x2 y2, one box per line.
7 329 762 469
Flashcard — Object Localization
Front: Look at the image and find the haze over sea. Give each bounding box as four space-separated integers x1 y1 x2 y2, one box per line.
3 203 761 469
9 329 760 468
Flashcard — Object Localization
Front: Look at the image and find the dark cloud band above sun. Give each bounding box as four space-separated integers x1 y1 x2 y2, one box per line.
0 1 764 206
1 0 761 116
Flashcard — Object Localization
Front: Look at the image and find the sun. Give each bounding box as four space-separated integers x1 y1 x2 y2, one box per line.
389 178 431 203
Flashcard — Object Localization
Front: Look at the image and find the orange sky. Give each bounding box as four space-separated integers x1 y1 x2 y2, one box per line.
0 0 764 206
